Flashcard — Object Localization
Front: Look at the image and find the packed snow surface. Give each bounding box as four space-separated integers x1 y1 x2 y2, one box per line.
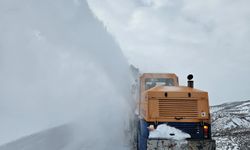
149 124 191 140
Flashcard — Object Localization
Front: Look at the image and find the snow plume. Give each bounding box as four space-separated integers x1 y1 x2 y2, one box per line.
0 0 133 149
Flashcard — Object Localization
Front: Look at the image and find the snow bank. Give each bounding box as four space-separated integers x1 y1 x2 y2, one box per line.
149 124 191 140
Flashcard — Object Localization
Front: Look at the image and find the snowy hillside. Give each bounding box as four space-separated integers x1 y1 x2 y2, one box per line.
211 100 250 150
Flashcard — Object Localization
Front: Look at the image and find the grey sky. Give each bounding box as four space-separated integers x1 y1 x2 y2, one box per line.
88 0 250 105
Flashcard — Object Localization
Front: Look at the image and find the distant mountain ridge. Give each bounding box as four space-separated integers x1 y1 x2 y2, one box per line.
211 100 250 150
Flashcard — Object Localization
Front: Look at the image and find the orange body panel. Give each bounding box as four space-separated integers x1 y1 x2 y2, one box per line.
139 73 211 124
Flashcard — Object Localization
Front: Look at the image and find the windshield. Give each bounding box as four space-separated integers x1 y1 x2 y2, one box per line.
145 78 174 90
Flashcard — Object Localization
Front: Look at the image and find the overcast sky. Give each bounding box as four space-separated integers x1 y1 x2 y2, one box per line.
88 0 250 105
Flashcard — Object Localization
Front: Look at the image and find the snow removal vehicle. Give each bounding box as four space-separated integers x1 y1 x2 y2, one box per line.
137 73 216 150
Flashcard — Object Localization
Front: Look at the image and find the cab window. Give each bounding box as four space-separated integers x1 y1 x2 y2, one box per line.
145 78 174 90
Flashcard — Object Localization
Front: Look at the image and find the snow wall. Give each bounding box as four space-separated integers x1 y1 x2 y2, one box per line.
0 0 133 149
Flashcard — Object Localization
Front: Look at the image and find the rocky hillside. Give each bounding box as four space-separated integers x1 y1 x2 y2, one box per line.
211 100 250 150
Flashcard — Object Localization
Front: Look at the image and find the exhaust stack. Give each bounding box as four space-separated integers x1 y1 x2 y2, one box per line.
187 74 194 88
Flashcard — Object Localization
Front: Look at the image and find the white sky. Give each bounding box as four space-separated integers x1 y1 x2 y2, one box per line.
88 0 250 105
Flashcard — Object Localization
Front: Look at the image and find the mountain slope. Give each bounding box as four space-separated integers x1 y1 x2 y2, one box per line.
211 100 250 150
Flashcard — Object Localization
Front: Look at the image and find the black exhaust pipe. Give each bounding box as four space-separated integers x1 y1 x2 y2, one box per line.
187 74 194 88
